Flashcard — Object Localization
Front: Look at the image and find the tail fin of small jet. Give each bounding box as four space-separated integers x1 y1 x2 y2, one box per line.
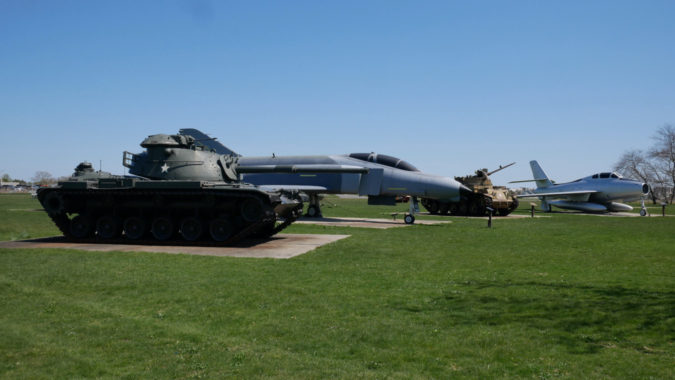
530 160 553 189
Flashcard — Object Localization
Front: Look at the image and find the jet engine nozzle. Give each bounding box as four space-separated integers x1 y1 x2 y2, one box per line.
642 183 649 195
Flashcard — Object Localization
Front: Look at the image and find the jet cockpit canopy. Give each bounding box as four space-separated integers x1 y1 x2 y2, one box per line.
590 172 623 179
348 153 419 172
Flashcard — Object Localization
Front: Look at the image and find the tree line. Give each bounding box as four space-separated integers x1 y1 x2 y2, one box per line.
614 125 675 204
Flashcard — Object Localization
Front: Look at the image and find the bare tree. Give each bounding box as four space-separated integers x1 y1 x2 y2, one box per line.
613 150 659 203
648 125 675 203
32 171 55 186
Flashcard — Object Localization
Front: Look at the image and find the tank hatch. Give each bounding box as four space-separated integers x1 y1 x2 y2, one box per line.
141 134 194 148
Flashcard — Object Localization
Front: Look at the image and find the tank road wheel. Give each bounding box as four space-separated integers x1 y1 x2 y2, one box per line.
241 199 263 223
123 216 146 240
209 218 234 242
96 215 121 239
458 202 468 215
422 199 439 214
42 192 65 216
151 217 174 241
468 201 480 216
180 217 203 241
449 203 459 215
404 214 415 224
70 215 94 239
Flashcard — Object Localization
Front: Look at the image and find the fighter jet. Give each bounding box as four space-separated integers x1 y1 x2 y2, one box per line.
178 129 480 223
512 160 649 215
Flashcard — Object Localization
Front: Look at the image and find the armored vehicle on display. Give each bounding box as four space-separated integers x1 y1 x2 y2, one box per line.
38 133 365 244
421 163 518 216
71 161 116 180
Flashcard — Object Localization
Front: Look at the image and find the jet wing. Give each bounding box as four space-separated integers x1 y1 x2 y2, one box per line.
517 190 598 198
238 164 368 174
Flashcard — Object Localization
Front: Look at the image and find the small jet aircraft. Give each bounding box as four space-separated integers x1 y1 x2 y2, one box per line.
512 160 649 215
177 129 480 223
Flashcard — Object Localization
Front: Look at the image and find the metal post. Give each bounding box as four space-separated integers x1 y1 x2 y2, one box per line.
662 203 667 217
486 207 493 228
530 203 535 218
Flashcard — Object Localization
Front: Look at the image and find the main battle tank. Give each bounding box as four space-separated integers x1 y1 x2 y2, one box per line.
37 134 318 245
421 163 518 216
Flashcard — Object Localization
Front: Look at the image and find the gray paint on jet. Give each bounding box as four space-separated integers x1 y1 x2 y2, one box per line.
238 154 469 202
516 160 649 213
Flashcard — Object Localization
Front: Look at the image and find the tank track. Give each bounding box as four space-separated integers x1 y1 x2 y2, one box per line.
39 188 302 246
421 195 494 217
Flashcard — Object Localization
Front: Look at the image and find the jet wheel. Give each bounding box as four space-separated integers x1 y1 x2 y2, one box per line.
404 214 415 224
306 205 321 217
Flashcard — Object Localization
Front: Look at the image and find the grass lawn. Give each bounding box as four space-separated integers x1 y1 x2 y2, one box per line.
0 193 673 378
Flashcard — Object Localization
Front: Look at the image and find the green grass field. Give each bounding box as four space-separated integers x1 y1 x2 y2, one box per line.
1 193 673 379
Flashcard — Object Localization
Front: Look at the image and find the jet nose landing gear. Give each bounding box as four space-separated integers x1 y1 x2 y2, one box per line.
404 196 420 224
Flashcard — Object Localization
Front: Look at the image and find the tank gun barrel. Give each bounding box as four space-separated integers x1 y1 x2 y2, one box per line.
237 164 369 174
487 162 515 176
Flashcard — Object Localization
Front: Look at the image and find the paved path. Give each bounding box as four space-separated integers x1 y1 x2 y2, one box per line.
0 234 350 259
295 216 452 229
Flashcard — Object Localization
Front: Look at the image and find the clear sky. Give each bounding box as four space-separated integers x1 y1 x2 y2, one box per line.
1 0 674 186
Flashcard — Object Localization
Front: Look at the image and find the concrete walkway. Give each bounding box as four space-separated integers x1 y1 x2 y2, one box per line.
295 216 452 229
0 234 350 259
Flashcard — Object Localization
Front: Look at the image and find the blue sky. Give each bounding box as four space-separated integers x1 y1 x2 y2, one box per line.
1 0 674 185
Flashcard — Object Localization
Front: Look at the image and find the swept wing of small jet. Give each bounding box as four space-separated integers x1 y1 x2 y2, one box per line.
512 160 649 215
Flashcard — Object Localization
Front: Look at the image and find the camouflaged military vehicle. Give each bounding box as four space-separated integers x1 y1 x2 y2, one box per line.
455 163 519 216
38 133 364 244
421 162 518 216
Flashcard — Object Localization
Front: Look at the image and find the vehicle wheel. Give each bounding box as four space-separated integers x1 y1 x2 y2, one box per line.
404 214 415 224
640 208 647 217
439 203 449 215
151 217 174 241
306 205 320 217
209 218 234 242
241 199 263 223
469 202 480 216
180 217 203 241
42 192 65 215
449 203 459 215
422 199 439 214
96 215 121 239
70 215 94 238
458 202 468 215
123 216 146 240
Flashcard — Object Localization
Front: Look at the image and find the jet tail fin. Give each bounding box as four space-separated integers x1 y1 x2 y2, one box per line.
179 128 240 156
530 160 553 189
